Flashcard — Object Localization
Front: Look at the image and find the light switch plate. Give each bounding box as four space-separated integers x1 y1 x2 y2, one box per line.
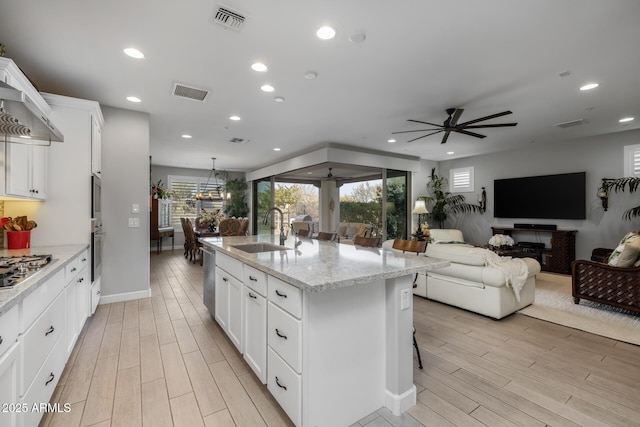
132 203 140 214
128 218 140 228
400 288 411 310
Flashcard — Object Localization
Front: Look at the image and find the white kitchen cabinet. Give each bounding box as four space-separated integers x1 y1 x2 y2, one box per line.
5 142 48 200
91 113 102 177
90 277 101 315
214 252 244 352
64 249 89 356
243 286 266 383
0 342 20 427
214 270 229 331
227 275 243 352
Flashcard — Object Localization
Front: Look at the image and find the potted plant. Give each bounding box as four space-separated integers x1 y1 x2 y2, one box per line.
223 177 249 218
424 170 484 229
603 177 640 220
150 179 172 199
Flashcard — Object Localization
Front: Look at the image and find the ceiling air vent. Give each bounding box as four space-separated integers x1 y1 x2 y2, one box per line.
230 137 249 144
555 119 585 128
213 5 246 31
172 83 209 102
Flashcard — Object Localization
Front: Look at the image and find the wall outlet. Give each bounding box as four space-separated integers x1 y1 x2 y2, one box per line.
128 217 140 228
400 288 411 310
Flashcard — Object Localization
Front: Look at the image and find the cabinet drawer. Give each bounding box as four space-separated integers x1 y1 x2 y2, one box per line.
22 269 65 329
268 276 302 318
268 302 302 373
244 265 267 296
21 333 67 427
77 249 89 272
268 347 301 427
65 256 80 281
22 290 65 393
0 304 19 358
216 252 243 281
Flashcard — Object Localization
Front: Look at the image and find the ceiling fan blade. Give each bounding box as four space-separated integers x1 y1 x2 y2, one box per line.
407 130 443 143
441 131 451 144
463 123 518 129
449 108 464 127
407 119 444 127
457 110 513 127
456 129 487 139
391 128 441 134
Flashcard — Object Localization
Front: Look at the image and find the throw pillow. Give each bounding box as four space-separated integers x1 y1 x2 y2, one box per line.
608 232 640 267
356 224 368 237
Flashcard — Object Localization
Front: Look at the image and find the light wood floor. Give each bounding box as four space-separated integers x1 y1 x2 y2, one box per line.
41 251 640 427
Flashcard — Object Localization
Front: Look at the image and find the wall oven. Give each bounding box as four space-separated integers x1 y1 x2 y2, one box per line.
91 174 103 282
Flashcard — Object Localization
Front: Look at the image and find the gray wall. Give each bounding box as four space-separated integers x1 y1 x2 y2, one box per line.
422 128 640 260
150 165 245 250
101 106 151 300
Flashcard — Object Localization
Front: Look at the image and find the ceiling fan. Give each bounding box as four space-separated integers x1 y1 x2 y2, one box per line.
392 108 517 144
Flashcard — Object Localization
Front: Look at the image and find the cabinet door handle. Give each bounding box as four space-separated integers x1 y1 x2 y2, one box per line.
71 267 77 272
0 336 3 345
275 290 287 298
275 376 287 390
248 292 257 299
45 372 55 386
222 277 228 282
45 325 55 336
275 328 288 340
249 276 258 281
82 258 87 262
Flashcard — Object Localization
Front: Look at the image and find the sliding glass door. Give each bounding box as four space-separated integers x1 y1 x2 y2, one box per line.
252 177 273 235
385 169 408 239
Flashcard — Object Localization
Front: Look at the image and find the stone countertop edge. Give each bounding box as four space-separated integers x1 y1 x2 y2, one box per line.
0 244 89 316
201 237 449 293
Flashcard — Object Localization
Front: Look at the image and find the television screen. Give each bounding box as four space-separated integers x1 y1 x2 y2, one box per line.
494 172 586 219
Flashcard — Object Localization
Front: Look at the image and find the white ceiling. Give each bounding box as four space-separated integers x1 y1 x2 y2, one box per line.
1 0 639 173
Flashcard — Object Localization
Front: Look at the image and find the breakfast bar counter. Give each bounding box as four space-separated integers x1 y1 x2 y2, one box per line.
201 235 448 426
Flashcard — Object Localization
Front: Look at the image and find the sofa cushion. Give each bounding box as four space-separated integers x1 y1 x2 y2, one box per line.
608 232 640 267
430 229 465 243
426 244 484 266
356 224 368 237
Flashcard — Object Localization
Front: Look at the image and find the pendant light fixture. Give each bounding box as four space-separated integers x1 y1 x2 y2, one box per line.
195 157 223 201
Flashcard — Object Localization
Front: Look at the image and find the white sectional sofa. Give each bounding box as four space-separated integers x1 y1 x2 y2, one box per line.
384 229 541 319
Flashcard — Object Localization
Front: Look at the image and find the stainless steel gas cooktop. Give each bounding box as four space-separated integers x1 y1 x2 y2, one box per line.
0 254 53 288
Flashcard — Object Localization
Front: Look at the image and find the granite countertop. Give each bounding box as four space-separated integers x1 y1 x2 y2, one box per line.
201 235 449 292
0 244 89 316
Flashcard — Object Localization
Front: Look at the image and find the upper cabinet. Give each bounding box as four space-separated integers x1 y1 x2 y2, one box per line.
91 113 102 177
5 143 48 199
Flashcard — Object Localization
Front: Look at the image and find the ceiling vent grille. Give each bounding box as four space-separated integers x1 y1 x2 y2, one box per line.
172 83 209 102
555 119 585 128
213 5 246 31
229 137 249 144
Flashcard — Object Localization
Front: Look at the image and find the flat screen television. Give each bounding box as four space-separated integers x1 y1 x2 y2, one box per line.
494 172 586 219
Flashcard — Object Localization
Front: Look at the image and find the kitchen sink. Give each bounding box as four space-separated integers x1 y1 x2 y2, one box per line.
230 243 291 253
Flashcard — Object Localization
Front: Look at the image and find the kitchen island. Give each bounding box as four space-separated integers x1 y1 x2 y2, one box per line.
201 235 448 427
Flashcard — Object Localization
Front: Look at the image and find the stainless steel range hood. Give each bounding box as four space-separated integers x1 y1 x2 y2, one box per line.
0 80 63 143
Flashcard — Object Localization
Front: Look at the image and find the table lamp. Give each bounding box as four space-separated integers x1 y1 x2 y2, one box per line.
412 200 429 241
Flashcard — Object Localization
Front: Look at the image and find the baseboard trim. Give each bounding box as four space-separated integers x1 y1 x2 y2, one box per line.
99 288 152 305
384 384 416 416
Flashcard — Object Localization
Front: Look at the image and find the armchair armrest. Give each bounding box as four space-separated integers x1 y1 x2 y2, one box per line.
572 259 640 313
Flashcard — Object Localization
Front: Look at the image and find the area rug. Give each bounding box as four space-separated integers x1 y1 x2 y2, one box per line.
518 273 640 345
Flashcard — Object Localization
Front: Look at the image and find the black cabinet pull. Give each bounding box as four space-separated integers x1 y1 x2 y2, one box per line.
45 372 55 386
0 336 3 345
275 376 287 390
45 325 55 336
275 328 288 339
71 267 77 272
249 276 258 281
222 277 228 282
248 292 257 299
275 290 287 298
82 258 87 262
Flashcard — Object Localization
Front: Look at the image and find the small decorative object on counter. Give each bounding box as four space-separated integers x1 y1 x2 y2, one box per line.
4 216 37 249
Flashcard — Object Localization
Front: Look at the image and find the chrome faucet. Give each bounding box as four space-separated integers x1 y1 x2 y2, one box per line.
262 207 286 246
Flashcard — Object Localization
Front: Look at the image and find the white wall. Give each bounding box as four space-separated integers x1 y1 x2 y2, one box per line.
429 129 640 260
101 106 150 301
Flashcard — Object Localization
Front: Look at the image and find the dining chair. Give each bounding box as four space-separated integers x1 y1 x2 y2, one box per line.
296 229 310 237
316 232 336 241
219 218 242 236
183 218 203 265
353 236 381 247
391 238 426 369
238 218 249 236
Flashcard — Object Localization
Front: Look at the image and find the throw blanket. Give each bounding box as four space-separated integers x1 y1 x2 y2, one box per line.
469 248 529 302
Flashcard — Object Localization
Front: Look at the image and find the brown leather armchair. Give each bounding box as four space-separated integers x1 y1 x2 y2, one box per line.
572 248 640 314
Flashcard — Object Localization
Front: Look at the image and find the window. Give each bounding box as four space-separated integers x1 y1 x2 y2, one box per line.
449 167 474 193
168 175 224 230
624 144 640 177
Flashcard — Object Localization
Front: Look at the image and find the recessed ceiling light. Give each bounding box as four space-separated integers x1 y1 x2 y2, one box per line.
251 62 267 72
181 134 192 139
229 115 241 121
274 96 285 102
387 139 396 143
126 96 141 103
580 83 599 91
261 84 275 92
316 26 336 40
273 147 281 151
123 48 144 59
619 117 635 123
304 71 317 80
447 151 454 155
